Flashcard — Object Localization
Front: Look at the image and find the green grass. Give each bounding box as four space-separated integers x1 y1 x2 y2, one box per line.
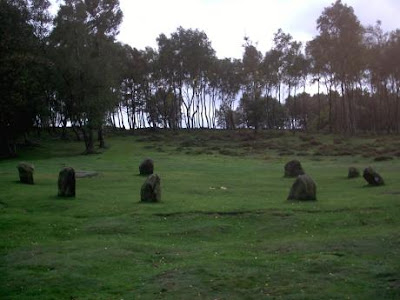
1 130 399 299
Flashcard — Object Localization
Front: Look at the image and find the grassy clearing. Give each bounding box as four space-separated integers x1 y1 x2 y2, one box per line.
1 130 399 299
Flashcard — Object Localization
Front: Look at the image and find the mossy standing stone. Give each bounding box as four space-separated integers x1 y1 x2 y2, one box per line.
139 158 154 175
17 162 34 184
363 167 384 186
58 167 76 197
284 159 305 177
141 174 161 202
348 167 360 179
287 174 317 201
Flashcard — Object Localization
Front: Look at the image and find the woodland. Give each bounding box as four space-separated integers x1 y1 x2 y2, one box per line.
1 0 400 156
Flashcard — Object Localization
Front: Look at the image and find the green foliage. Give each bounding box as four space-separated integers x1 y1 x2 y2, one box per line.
154 27 217 129
1 132 399 299
50 0 123 153
0 0 50 157
2 0 400 161
237 94 285 130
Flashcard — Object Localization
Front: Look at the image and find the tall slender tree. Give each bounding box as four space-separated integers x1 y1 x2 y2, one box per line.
316 0 365 133
50 0 123 153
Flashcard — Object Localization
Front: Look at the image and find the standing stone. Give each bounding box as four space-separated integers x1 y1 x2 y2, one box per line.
141 174 161 202
284 160 305 177
363 167 384 186
348 167 360 179
139 158 154 175
287 174 317 201
17 162 34 184
58 167 76 197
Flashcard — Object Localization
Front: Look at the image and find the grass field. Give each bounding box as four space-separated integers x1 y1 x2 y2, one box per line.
1 130 399 299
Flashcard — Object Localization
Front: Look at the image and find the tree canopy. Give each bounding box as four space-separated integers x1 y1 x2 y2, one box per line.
1 0 399 156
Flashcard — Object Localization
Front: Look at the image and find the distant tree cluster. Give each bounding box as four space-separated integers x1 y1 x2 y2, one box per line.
1 0 399 156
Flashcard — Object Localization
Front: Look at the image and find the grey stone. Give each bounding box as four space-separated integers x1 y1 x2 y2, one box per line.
141 174 161 202
363 167 384 186
287 174 317 201
139 158 154 175
17 162 34 184
284 160 305 177
58 167 76 197
348 167 360 179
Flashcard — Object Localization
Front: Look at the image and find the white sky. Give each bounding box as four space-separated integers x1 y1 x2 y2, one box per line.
117 0 399 59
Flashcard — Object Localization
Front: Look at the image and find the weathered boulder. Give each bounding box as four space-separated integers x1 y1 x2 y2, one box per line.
139 158 154 175
363 167 384 186
348 167 360 179
284 160 305 177
287 174 317 201
17 162 34 184
58 167 76 197
141 174 161 202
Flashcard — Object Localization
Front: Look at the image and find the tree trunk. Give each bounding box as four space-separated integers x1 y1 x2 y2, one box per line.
82 127 95 154
0 135 17 158
98 127 106 148
347 87 356 134
396 87 400 133
8 142 17 157
61 118 68 140
72 125 81 141
317 78 321 131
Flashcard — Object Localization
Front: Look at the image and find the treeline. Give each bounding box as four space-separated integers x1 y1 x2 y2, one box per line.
1 0 399 156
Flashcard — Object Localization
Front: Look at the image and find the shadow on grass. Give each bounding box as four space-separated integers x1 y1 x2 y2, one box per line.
49 195 77 201
13 180 36 185
137 201 163 205
361 184 386 188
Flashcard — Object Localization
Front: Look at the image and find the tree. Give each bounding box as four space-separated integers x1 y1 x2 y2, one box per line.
155 32 184 129
28 0 52 41
270 29 292 104
384 30 400 132
213 58 242 129
116 44 151 130
0 0 50 157
315 0 365 133
50 0 123 153
241 37 263 131
156 27 216 129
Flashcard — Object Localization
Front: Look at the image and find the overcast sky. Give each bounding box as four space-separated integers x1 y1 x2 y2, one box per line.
116 0 399 59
